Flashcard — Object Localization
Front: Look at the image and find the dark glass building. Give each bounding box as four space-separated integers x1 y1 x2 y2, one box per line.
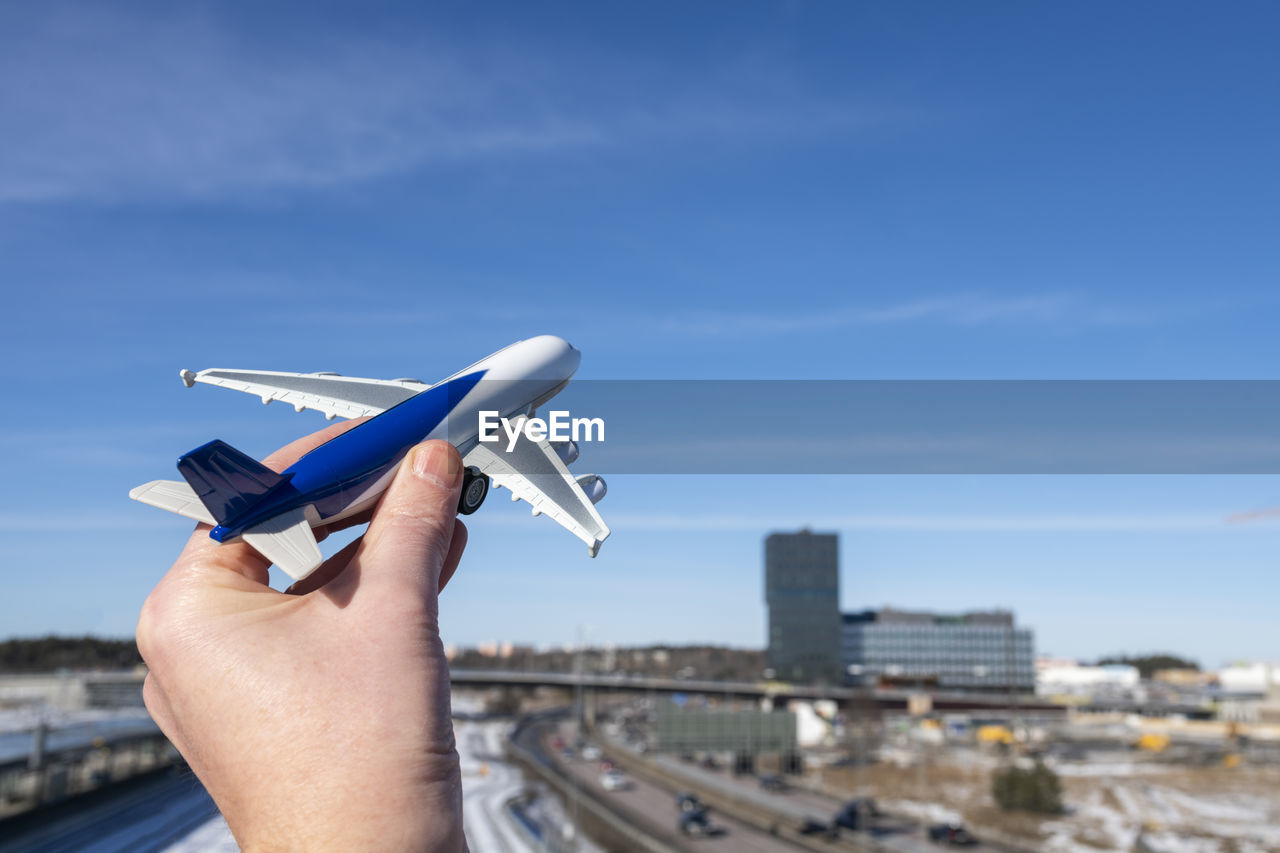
764 530 841 684
841 608 1036 693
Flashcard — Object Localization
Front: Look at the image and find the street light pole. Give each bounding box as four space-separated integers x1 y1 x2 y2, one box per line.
846 664 865 799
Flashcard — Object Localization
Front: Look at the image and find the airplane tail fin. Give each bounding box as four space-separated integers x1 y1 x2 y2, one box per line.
177 440 291 526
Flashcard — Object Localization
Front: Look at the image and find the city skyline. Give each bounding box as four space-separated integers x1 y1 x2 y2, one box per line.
3 3 1280 666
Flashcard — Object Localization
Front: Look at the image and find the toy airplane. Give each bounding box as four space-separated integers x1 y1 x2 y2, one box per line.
130 335 609 581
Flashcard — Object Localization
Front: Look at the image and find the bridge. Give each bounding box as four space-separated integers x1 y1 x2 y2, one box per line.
448 668 1063 715
0 668 1063 717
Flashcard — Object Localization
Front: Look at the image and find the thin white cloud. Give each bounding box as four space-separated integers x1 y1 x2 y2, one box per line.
0 424 224 443
591 512 1273 532
661 293 1150 335
612 434 1280 473
470 505 1280 533
10 506 1274 535
0 6 900 203
0 512 176 532
0 422 274 468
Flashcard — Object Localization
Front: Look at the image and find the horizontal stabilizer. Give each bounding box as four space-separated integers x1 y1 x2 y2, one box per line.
177 440 291 526
129 480 216 525
242 507 322 580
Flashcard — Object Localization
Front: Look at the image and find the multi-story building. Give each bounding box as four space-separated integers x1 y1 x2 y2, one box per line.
841 608 1035 693
764 530 842 684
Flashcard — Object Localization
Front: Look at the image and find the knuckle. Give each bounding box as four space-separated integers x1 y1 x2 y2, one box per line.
379 505 455 552
369 590 442 638
135 578 195 667
141 673 164 716
135 592 167 665
141 675 181 750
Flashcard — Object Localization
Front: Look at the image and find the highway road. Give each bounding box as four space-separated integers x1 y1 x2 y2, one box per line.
553 732 804 853
647 754 1019 853
650 755 927 853
2 705 1000 853
654 754 848 822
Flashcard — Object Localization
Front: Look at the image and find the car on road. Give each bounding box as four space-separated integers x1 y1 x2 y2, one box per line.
758 773 789 793
581 744 602 761
599 769 630 791
798 816 836 838
675 792 702 813
679 805 724 837
833 797 881 831
928 822 979 846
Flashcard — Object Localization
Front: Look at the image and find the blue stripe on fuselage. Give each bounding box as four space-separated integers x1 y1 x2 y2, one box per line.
209 370 485 541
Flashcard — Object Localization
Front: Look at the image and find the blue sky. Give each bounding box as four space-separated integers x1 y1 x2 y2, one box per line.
3 2 1280 666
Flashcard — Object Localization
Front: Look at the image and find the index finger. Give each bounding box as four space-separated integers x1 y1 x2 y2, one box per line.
172 417 370 585
260 416 369 473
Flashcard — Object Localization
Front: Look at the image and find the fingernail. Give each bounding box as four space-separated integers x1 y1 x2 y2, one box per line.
413 443 461 487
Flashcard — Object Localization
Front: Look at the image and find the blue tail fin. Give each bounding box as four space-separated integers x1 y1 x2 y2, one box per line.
177 440 291 526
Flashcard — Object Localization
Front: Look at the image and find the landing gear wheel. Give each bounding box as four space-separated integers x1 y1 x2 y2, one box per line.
458 468 490 515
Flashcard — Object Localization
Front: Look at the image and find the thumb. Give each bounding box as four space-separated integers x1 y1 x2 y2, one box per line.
352 440 464 602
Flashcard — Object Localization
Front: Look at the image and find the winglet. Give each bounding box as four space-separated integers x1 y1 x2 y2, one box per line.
179 369 197 388
589 524 610 557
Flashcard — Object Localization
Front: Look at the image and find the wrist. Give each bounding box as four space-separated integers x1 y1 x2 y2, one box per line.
222 763 465 852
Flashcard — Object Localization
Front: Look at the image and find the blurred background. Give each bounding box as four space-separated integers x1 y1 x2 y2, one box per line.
3 2 1280 851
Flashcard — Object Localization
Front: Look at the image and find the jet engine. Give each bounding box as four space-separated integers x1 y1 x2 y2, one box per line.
551 439 580 465
575 473 607 505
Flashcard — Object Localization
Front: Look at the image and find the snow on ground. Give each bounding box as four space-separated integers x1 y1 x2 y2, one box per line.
1111 779 1280 848
163 816 239 853
877 798 963 825
1151 786 1264 823
1140 831 1233 853
459 718 542 853
1032 770 1280 852
449 692 485 716
836 744 1280 853
1052 759 1177 777
1042 788 1136 852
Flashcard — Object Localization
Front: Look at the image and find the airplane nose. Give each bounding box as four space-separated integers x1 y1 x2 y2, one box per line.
564 340 581 370
499 335 581 380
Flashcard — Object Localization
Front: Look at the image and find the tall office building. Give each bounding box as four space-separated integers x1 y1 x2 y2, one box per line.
764 530 841 684
841 608 1036 693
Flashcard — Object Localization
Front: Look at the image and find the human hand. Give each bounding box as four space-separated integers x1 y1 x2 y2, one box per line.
137 421 469 852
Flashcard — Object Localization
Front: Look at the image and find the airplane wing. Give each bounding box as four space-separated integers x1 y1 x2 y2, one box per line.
180 368 428 420
464 430 610 557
